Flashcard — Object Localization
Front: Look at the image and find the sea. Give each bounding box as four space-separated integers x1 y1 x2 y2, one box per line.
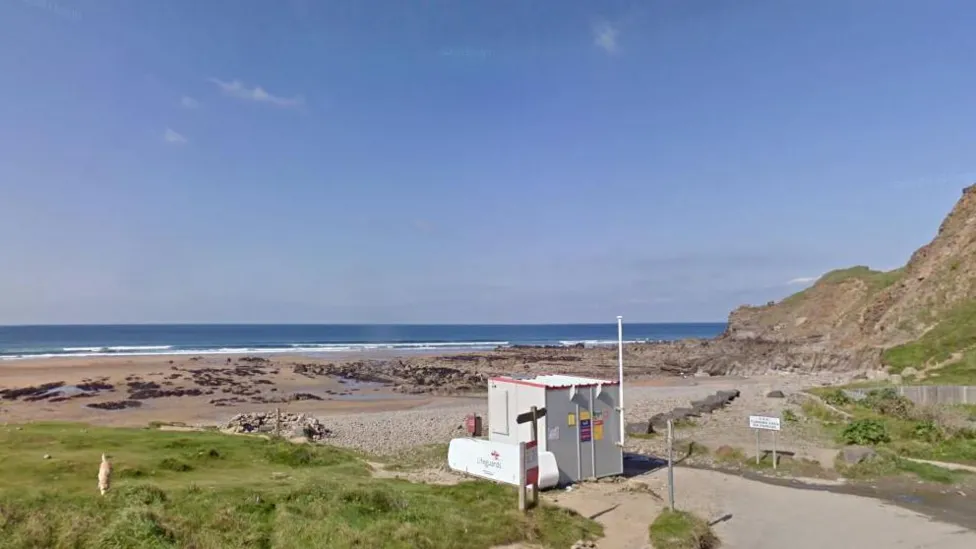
0 323 726 361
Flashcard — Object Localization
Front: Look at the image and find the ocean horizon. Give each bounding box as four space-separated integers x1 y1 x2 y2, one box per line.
0 323 726 361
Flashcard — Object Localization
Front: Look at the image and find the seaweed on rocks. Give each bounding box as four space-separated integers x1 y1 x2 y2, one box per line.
0 382 66 401
87 400 142 410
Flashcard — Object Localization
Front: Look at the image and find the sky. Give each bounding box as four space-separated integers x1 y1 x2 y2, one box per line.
1 0 975 325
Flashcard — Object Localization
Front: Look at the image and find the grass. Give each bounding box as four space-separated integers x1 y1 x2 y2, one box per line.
648 509 719 549
710 444 831 478
883 301 976 376
919 348 976 384
376 443 449 472
816 266 904 291
781 266 903 306
798 389 976 477
0 423 601 549
835 451 969 484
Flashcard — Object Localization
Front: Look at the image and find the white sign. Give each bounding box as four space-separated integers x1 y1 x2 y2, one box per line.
749 415 781 431
447 438 522 486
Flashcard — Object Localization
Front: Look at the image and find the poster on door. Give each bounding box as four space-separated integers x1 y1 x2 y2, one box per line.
594 419 604 441
579 419 592 442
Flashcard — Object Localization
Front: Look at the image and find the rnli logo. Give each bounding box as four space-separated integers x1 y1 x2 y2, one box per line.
477 450 504 470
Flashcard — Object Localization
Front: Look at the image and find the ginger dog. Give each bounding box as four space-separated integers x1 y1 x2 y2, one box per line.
98 453 112 495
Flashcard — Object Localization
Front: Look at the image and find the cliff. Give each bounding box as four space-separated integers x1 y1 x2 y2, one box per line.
714 184 976 375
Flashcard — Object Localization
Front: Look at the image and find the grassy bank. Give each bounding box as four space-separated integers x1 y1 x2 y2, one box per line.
882 301 976 380
0 423 600 549
802 388 976 477
648 509 718 549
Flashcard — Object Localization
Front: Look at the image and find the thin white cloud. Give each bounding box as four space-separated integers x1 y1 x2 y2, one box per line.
163 128 187 145
787 276 818 285
181 96 199 109
208 78 304 108
593 21 619 54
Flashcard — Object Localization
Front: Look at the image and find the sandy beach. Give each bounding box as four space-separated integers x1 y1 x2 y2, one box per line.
0 347 854 454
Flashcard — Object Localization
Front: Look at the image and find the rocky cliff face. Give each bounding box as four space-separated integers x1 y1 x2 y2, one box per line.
700 184 976 373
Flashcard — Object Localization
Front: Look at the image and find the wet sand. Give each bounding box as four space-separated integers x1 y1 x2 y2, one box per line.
0 354 458 426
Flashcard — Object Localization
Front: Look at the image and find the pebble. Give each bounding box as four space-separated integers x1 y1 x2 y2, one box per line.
218 372 850 457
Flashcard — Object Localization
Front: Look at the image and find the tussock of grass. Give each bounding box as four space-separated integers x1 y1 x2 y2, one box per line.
0 423 601 549
648 509 719 549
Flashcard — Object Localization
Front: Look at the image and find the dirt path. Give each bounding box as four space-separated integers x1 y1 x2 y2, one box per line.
902 457 976 474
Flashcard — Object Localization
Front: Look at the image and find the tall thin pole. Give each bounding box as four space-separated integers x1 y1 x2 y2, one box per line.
617 315 625 446
667 418 675 511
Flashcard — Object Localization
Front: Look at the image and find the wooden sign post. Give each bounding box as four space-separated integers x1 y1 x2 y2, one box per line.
516 405 546 511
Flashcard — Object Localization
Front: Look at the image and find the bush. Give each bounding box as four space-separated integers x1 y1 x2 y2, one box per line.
649 509 719 549
822 389 852 407
841 419 890 445
911 421 944 443
862 389 914 419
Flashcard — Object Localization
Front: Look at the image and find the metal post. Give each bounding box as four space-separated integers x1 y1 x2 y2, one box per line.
530 406 539 508
772 431 778 470
617 316 625 446
518 441 527 512
667 418 675 511
575 399 582 481
755 429 761 465
589 387 597 479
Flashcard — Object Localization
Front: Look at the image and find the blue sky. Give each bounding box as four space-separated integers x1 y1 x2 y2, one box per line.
1 0 975 325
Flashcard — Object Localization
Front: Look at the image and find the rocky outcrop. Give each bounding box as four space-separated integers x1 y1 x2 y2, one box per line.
224 411 332 441
292 360 489 392
708 184 976 372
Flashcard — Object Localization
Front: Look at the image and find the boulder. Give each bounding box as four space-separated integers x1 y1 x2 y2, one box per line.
625 421 650 435
671 407 699 419
840 446 878 465
648 413 669 430
766 390 786 398
716 389 741 402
